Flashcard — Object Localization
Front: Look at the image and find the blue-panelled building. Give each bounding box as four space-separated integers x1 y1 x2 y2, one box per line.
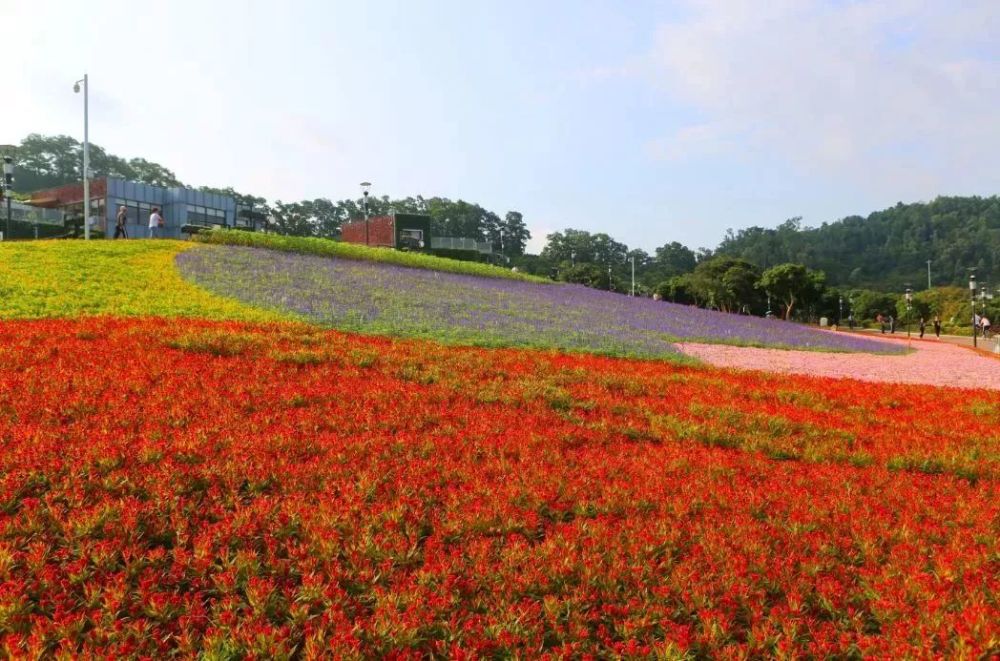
106 178 237 238
26 177 247 238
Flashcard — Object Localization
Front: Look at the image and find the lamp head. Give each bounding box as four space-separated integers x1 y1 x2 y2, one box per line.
73 82 80 94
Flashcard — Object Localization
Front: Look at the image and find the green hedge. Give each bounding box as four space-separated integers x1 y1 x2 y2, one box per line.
193 230 549 283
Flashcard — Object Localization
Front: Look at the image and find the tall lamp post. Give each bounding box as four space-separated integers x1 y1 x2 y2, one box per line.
360 181 371 245
630 255 636 296
2 156 13 240
74 75 90 240
838 296 843 327
970 274 977 348
904 287 913 341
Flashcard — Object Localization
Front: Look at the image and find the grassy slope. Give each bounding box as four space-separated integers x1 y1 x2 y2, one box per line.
0 240 284 321
193 229 550 283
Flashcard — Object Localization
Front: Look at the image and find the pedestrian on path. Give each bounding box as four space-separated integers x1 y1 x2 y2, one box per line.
933 316 941 338
114 206 128 239
148 207 164 238
919 317 926 339
877 313 886 334
889 315 896 334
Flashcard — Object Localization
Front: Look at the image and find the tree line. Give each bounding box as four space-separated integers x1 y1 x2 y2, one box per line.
714 198 999 289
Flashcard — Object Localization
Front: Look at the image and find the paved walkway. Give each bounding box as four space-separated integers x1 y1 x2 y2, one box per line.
678 333 1000 390
846 328 1000 355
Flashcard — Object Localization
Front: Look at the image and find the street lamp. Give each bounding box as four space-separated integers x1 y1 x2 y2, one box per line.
74 74 90 240
360 181 371 245
2 155 13 241
904 287 913 340
838 295 843 327
630 255 636 296
970 274 977 348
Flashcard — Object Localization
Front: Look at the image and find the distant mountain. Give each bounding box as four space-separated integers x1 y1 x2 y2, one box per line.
715 196 1000 289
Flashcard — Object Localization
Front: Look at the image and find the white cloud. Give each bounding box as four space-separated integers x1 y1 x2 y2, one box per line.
649 0 1000 197
647 122 731 161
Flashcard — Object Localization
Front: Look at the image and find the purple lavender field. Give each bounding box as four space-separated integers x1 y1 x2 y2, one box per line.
177 246 903 358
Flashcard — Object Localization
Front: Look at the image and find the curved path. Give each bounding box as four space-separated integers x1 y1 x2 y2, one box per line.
678 334 1000 391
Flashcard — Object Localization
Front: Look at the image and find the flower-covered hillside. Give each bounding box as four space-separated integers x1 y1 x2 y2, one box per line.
177 245 903 358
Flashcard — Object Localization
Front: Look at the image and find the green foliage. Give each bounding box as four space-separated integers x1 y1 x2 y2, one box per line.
649 241 698 283
11 134 182 191
193 229 549 283
759 263 825 320
541 229 629 267
655 275 697 305
686 256 763 313
848 290 898 322
556 263 624 291
717 198 1000 288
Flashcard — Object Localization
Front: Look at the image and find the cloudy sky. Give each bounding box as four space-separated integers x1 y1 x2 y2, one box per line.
4 0 999 252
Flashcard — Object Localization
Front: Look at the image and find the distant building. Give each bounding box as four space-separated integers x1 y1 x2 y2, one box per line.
342 211 493 256
26 178 246 239
341 213 431 249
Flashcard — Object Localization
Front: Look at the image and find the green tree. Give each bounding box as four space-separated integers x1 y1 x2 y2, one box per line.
499 211 531 257
758 263 825 320
649 241 697 281
687 256 762 313
269 201 316 236
655 275 697 305
541 229 628 269
125 158 182 187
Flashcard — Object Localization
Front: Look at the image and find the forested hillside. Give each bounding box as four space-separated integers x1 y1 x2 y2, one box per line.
715 197 1000 288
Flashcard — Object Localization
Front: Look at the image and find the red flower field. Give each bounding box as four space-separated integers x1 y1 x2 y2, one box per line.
0 317 997 657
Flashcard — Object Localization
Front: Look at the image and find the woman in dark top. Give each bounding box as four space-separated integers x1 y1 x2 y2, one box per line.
114 206 128 239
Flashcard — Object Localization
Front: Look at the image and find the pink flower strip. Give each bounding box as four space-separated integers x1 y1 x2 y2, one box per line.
678 337 1000 391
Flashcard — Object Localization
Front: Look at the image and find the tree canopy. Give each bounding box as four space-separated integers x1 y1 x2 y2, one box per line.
716 198 1000 288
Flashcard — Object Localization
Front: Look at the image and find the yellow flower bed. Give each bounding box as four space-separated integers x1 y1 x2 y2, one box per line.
0 240 286 321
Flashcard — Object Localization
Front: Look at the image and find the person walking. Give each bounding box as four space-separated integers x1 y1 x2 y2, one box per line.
148 207 164 238
933 315 941 338
982 315 992 338
877 313 886 334
848 312 855 331
888 314 895 334
918 317 926 339
114 205 128 239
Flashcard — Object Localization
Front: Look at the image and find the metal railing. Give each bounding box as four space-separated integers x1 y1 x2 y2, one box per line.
430 237 493 254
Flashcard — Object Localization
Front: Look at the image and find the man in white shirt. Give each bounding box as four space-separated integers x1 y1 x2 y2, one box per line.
149 207 163 238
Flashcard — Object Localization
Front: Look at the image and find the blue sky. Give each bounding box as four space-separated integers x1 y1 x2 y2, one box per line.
5 0 1000 253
